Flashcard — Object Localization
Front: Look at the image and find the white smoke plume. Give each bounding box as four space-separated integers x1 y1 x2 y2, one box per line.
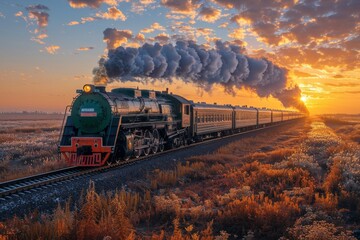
94 40 308 113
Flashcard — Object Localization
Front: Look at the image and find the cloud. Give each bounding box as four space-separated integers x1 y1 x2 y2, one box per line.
198 5 221 23
0 12 5 18
67 21 80 26
96 6 126 21
45 45 60 54
293 70 316 78
32 33 48 44
218 22 228 28
26 4 49 29
68 0 118 8
81 17 96 23
135 33 145 42
31 37 45 45
67 17 98 26
141 22 166 33
16 5 51 45
332 91 360 95
275 46 360 70
15 11 23 17
210 0 359 71
103 28 133 49
228 28 245 40
151 22 166 31
165 13 187 20
26 4 49 11
77 47 94 51
154 33 170 44
196 28 213 37
131 0 156 13
344 35 360 50
333 74 344 79
324 82 359 87
161 0 198 17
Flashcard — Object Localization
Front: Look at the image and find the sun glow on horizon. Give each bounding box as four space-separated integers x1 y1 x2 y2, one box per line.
301 95 308 104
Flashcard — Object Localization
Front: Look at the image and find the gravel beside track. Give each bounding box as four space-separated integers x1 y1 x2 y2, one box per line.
0 120 304 221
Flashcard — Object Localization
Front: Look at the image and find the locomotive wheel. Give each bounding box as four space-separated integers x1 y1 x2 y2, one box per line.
151 129 160 154
134 148 142 158
133 137 142 158
159 138 165 152
143 130 152 156
122 155 130 161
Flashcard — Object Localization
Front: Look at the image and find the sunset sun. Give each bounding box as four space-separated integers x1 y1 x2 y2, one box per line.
301 95 308 104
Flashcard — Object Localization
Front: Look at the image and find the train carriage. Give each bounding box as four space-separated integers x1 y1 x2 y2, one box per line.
272 110 283 123
233 106 258 129
258 108 272 125
191 103 233 138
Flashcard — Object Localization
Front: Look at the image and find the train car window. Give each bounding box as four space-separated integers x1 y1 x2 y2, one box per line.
184 105 190 115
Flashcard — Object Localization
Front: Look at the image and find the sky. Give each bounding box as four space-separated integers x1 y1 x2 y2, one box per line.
0 0 359 114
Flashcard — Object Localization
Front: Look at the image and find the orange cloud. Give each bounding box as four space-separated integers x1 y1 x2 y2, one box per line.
198 5 221 23
154 33 170 44
68 0 118 8
103 28 133 49
228 28 245 40
161 0 198 17
26 5 49 28
96 6 126 21
67 21 80 26
141 22 166 33
45 45 60 54
77 47 94 51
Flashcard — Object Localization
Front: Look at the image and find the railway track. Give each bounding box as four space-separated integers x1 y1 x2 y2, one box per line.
0 120 301 200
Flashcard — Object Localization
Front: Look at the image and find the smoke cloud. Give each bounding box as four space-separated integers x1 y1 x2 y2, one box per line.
96 40 308 113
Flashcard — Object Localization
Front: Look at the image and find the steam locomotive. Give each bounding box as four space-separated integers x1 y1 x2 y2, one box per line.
59 84 304 166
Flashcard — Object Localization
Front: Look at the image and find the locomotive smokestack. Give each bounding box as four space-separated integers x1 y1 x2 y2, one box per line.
95 86 106 93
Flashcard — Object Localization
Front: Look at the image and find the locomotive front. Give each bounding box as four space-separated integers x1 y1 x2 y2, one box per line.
59 84 114 166
71 85 112 134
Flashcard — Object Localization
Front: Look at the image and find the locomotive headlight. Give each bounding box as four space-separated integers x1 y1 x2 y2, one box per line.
83 84 94 93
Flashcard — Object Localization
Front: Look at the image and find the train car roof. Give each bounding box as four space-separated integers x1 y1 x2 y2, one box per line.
233 106 258 111
257 108 272 112
192 103 233 110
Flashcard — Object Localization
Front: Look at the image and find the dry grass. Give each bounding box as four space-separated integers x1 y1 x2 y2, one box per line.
1 117 359 239
322 115 360 144
0 114 65 181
